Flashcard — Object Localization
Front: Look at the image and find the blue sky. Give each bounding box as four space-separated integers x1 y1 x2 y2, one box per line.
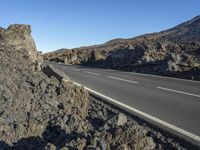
0 0 199 52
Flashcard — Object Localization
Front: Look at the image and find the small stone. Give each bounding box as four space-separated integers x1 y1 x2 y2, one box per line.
117 113 127 126
145 137 156 150
60 147 69 150
45 143 56 150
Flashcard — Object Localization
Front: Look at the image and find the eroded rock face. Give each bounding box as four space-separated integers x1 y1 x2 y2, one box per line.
0 24 37 62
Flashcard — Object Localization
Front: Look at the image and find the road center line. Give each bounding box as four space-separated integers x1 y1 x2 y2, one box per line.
157 86 200 98
71 69 80 71
67 80 200 143
84 71 100 76
107 76 138 84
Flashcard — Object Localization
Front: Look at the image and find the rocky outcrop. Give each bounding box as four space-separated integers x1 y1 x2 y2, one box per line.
43 15 200 80
0 24 38 62
0 24 89 148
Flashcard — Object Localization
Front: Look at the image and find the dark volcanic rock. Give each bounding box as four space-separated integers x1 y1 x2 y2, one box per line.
43 16 200 80
42 64 70 82
87 96 199 150
0 24 89 148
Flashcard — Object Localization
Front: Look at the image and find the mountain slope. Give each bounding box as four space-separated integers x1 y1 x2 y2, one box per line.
43 16 200 80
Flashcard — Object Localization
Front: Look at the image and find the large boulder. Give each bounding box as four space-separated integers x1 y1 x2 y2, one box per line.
42 64 70 82
0 24 37 62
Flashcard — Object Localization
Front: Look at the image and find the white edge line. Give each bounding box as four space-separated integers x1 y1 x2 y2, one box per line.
128 72 200 83
107 76 138 84
157 86 200 98
84 71 100 76
49 62 200 83
68 80 200 143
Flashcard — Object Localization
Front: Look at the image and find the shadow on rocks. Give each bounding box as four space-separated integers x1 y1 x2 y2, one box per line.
42 124 68 148
0 124 70 150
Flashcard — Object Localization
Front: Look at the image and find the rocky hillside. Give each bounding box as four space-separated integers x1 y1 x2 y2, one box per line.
1 25 198 149
43 15 200 80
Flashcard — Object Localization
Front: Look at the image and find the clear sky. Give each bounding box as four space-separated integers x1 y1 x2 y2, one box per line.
0 0 199 53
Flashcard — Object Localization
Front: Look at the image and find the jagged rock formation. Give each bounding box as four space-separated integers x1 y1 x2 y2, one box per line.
43 16 200 80
0 25 38 62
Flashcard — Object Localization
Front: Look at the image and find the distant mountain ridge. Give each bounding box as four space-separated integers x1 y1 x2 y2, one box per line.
44 16 200 80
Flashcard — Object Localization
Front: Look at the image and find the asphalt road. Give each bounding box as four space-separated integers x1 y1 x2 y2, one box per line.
51 63 200 141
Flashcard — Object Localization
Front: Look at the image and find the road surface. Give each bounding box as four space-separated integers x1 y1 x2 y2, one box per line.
51 63 200 142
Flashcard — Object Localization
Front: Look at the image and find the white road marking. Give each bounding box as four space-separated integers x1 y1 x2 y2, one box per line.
107 76 138 84
128 72 200 83
50 62 200 83
69 80 200 143
84 71 100 76
71 69 80 71
157 86 200 98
